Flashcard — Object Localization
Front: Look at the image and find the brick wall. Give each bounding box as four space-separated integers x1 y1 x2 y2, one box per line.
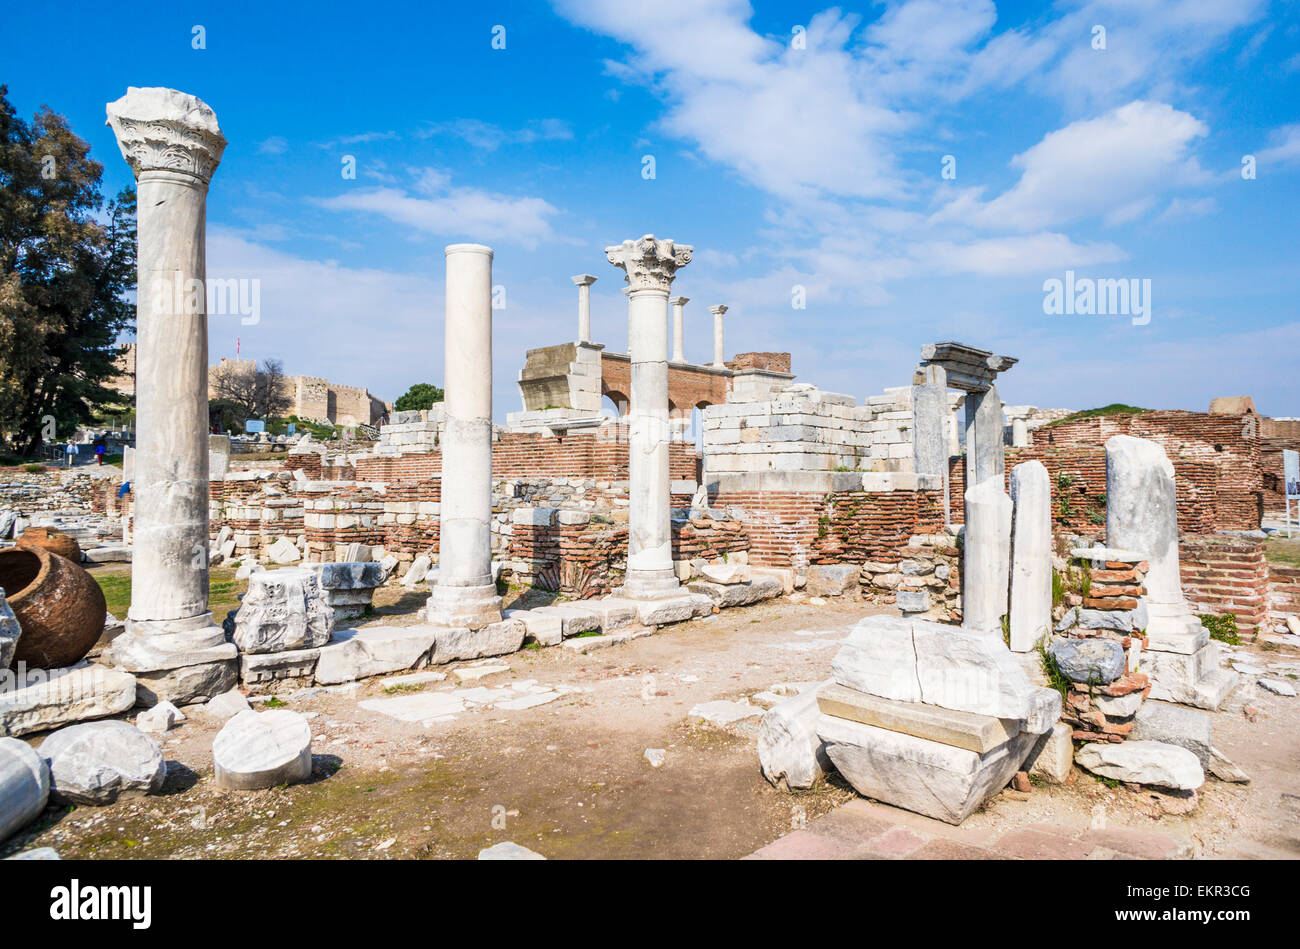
353 432 699 483
600 351 731 411
949 447 1246 534
711 487 944 569
506 511 748 599
1032 410 1262 530
1178 537 1269 634
1268 565 1300 632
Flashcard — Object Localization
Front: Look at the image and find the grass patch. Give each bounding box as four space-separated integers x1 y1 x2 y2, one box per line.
1264 537 1300 568
1198 612 1240 646
382 683 423 695
93 566 244 620
1039 643 1070 702
263 696 288 708
1044 404 1148 427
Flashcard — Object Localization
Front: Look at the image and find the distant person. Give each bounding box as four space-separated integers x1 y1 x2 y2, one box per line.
95 443 106 466
65 440 75 467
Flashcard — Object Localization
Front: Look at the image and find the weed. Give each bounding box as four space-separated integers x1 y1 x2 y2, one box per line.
1038 644 1069 701
1198 613 1240 646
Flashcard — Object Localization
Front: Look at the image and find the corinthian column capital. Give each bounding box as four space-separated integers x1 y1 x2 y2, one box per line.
605 234 692 293
106 87 227 184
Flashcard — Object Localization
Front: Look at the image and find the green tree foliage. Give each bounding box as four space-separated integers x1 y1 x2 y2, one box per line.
0 85 136 454
394 382 445 412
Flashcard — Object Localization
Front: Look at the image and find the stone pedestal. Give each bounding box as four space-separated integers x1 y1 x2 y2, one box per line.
709 304 728 368
572 274 597 343
670 296 688 362
912 364 949 520
606 236 692 599
911 365 948 478
424 244 503 629
102 87 236 705
1008 461 1052 652
1105 435 1235 709
962 477 1012 636
964 384 1005 485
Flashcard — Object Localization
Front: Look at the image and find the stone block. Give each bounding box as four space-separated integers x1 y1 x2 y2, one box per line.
38 720 164 805
233 568 335 655
686 575 782 609
816 683 1019 754
758 682 833 789
308 561 384 590
0 737 49 843
213 709 312 791
503 609 563 647
314 625 439 684
818 714 1040 825
431 619 525 664
805 564 859 597
1075 740 1204 791
511 508 556 527
1047 636 1126 684
1131 700 1212 766
831 616 1060 734
636 594 713 627
895 590 930 613
0 666 137 738
1024 722 1073 784
531 604 601 636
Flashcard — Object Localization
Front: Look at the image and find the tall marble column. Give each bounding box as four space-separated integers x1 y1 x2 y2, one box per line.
605 235 692 599
964 384 1005 486
709 304 728 368
425 244 503 629
103 87 237 705
1008 461 1052 652
962 477 1013 636
670 296 688 362
572 274 597 343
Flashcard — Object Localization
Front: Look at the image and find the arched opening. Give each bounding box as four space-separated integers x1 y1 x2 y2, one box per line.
601 392 626 420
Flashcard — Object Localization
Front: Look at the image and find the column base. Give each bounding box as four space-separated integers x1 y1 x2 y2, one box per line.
618 569 682 601
423 583 503 630
105 613 238 707
1143 601 1208 654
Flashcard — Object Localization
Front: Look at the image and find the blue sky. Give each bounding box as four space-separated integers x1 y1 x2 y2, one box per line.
3 0 1298 418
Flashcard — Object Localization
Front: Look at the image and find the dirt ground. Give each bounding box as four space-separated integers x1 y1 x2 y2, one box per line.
3 593 1297 860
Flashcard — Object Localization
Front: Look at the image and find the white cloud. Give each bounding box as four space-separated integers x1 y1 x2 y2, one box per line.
932 101 1210 232
555 0 907 200
311 169 562 248
416 118 573 150
205 228 441 400
1257 123 1300 167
